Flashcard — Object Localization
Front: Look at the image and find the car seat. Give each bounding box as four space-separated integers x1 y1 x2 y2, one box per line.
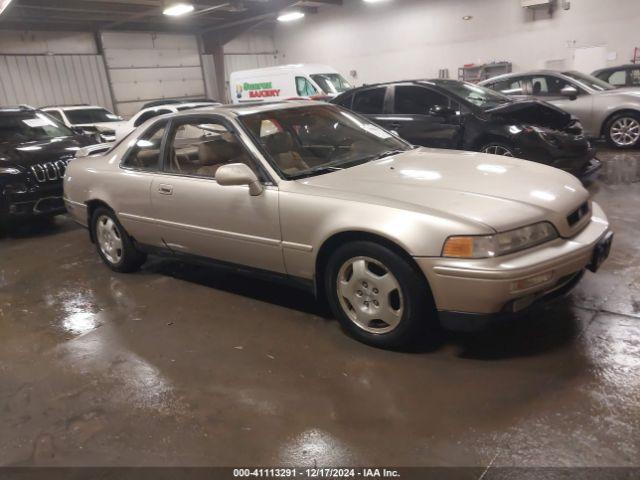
263 131 309 174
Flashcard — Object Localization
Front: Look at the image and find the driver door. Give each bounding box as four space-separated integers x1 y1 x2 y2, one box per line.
525 75 594 132
149 114 285 273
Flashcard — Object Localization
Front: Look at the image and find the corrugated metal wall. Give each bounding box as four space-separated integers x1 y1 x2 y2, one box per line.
0 54 114 110
102 32 206 118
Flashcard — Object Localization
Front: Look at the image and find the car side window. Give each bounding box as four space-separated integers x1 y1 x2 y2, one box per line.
334 92 354 109
529 75 574 96
164 118 258 179
631 69 640 86
488 78 525 95
134 108 172 128
352 87 386 115
393 86 449 115
296 77 318 97
121 121 167 171
607 70 627 87
46 110 65 123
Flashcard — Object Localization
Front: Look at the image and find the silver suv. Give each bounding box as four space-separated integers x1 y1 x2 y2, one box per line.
481 70 640 148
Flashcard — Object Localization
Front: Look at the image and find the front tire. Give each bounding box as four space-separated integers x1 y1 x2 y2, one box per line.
605 112 640 149
324 241 435 349
479 141 515 157
91 207 146 273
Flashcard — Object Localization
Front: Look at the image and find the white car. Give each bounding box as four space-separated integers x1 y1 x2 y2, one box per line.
108 101 220 141
42 104 122 142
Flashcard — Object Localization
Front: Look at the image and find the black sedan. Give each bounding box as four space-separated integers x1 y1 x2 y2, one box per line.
331 79 601 179
0 106 97 225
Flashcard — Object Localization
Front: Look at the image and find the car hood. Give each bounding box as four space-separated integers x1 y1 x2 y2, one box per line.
298 148 589 237
485 99 571 130
0 135 96 169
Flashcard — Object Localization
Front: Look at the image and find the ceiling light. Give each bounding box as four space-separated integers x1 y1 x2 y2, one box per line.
0 0 13 15
363 0 391 3
277 11 305 22
462 15 473 20
163 2 194 16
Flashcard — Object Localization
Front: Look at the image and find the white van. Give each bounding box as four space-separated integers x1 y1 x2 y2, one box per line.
229 64 352 104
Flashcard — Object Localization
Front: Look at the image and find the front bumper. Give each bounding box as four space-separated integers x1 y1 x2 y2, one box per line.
1 184 66 219
415 201 611 331
514 136 599 179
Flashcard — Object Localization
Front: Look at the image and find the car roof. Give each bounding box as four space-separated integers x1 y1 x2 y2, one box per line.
333 78 473 95
480 70 574 84
162 100 333 119
230 64 338 77
593 64 638 74
41 104 107 110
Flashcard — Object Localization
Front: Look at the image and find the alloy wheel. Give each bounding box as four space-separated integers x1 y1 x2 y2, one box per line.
96 215 123 265
481 145 514 156
336 256 404 334
610 117 640 147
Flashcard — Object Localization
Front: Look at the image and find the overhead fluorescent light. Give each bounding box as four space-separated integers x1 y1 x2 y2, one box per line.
0 0 13 15
363 0 391 3
163 2 194 16
277 11 305 22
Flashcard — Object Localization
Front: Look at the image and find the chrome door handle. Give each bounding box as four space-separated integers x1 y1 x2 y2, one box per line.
158 184 173 195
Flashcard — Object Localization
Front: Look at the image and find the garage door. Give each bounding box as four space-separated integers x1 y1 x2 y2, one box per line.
102 32 206 118
0 54 114 111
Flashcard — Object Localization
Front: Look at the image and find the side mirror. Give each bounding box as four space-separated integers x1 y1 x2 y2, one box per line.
71 126 87 135
215 163 263 196
561 86 578 100
428 105 456 117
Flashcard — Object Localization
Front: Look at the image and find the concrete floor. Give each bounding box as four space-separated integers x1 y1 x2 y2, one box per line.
1 146 639 470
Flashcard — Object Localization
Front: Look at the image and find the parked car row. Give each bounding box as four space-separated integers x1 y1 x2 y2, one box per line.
1 65 624 348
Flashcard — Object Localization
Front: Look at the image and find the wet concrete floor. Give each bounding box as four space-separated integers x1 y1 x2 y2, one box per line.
0 146 639 469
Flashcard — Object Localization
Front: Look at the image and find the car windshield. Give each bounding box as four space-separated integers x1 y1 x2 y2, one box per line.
0 111 74 144
310 73 352 94
563 71 615 91
240 105 411 179
65 108 121 124
434 80 511 110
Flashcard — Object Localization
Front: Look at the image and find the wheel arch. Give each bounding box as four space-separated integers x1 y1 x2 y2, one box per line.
314 230 434 303
85 199 114 243
600 108 640 137
472 133 514 152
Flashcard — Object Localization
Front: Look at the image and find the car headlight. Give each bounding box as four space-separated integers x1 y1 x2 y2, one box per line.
0 167 21 175
442 222 558 258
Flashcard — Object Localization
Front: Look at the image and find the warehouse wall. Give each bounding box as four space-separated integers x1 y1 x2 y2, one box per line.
0 31 113 110
202 30 278 103
274 0 640 85
101 32 206 118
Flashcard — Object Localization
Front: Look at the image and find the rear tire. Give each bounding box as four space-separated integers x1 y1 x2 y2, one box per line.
324 241 436 349
91 207 146 273
604 112 640 149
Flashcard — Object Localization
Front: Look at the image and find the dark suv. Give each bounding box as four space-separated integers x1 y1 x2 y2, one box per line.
331 79 600 179
0 107 97 225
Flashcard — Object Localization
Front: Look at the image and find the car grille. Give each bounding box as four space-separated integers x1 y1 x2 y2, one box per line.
567 201 590 227
30 159 70 183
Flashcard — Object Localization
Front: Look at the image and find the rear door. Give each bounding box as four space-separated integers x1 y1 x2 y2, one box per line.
386 84 463 148
350 86 389 125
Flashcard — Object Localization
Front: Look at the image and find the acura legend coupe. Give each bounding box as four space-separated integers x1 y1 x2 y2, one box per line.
63 102 613 348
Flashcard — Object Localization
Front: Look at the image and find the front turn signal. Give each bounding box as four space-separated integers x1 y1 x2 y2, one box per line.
442 237 475 258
